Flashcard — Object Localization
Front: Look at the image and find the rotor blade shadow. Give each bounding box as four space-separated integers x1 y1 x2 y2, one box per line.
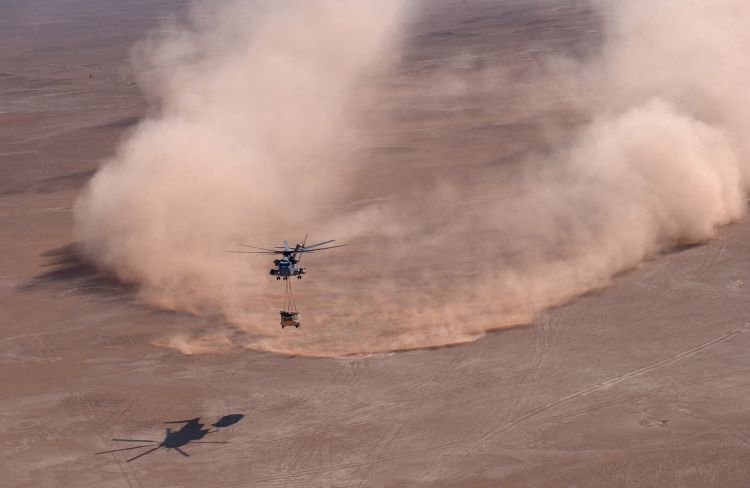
127 446 162 462
95 445 153 454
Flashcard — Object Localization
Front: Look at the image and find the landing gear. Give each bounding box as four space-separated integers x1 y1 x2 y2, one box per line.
297 275 302 279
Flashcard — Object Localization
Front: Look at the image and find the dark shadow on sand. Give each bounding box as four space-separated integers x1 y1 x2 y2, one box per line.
95 414 244 462
663 242 703 255
18 243 136 298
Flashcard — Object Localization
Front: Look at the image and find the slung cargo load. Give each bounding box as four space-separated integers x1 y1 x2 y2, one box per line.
280 310 300 328
280 279 300 328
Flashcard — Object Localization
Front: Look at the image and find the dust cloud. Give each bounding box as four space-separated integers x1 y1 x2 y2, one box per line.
75 0 750 356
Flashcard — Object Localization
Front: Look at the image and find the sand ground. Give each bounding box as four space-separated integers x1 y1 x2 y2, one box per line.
2 1 750 486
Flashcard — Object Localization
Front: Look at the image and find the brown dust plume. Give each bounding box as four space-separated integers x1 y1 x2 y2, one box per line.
76 0 750 356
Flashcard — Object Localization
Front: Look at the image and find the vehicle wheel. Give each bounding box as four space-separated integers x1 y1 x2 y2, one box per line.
295 324 299 328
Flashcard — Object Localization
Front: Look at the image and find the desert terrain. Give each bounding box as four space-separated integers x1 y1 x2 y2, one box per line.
2 1 750 487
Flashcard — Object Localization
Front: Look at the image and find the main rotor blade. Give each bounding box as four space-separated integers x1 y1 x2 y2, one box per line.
238 244 278 252
298 244 348 252
225 251 277 254
296 234 309 263
302 240 335 250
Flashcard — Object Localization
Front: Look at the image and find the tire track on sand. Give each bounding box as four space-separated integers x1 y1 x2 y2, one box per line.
481 321 749 439
28 335 142 488
245 348 468 449
212 323 748 487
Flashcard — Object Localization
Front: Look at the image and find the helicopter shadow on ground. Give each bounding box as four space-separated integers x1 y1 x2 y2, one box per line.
18 243 136 298
95 414 244 462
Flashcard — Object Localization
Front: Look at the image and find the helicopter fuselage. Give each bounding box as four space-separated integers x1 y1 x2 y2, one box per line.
270 254 306 280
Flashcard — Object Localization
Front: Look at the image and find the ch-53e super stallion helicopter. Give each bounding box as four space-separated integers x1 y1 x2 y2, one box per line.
227 237 347 280
227 237 347 328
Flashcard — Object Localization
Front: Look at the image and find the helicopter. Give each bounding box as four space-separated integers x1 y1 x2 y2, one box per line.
227 237 347 280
